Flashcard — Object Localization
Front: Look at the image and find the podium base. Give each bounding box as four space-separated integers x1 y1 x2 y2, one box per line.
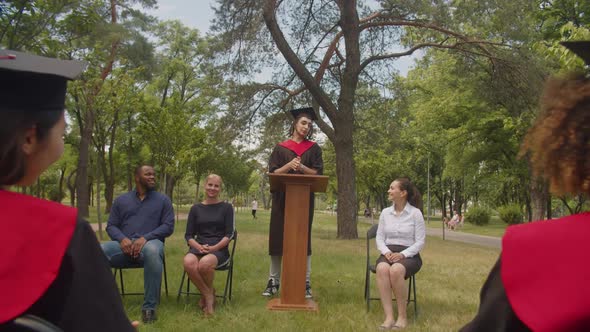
266 298 319 312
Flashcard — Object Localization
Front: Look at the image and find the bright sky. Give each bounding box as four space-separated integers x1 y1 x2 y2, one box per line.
148 0 415 75
147 0 215 34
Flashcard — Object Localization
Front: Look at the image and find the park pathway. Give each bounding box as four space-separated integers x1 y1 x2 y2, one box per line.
92 213 501 249
424 225 501 249
361 217 501 249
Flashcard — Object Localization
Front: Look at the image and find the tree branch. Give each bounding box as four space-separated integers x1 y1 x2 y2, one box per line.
262 0 338 122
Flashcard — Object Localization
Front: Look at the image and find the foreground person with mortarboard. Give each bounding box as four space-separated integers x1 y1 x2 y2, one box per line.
461 41 590 332
0 50 137 331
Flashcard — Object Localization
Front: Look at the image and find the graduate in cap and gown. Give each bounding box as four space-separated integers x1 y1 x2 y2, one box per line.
262 107 323 299
461 40 590 332
0 50 135 331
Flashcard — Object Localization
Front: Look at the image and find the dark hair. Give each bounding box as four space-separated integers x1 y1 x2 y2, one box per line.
288 113 315 139
520 73 590 195
0 110 63 185
396 177 423 211
134 165 154 177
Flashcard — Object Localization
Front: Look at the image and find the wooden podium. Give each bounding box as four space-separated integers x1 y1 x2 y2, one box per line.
266 173 328 312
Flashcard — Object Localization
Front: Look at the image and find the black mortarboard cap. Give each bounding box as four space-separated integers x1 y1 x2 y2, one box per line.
561 41 590 66
289 107 317 121
0 49 85 112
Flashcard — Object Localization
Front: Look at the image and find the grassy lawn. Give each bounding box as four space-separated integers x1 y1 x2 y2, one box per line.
97 210 500 331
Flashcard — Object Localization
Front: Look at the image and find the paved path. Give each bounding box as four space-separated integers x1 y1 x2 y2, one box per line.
425 226 501 249
92 214 501 249
361 217 501 249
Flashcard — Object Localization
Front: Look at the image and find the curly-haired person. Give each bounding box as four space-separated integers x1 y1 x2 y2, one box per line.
461 41 590 332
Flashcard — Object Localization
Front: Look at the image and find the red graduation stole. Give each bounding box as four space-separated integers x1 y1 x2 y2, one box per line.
278 139 315 156
501 212 590 332
0 190 76 323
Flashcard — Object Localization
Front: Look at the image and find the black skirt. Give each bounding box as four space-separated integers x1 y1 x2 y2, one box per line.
376 244 422 279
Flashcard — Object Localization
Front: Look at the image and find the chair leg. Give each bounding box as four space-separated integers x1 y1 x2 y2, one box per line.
364 269 369 300
413 275 418 318
163 256 168 296
228 266 233 301
177 270 187 302
118 269 125 296
366 271 371 312
222 266 232 304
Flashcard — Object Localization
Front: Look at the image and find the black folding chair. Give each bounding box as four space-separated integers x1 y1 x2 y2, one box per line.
364 224 418 317
113 250 168 297
177 231 237 304
0 315 62 332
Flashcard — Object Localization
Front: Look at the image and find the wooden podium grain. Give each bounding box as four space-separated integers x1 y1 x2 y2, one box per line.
266 173 328 312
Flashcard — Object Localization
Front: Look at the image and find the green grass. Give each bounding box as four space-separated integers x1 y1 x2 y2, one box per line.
99 210 500 332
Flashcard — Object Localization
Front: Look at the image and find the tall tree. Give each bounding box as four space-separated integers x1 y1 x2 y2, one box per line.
212 0 521 238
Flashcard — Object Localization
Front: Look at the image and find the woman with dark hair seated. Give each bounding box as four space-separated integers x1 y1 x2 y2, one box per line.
375 177 425 330
461 40 590 331
0 50 136 331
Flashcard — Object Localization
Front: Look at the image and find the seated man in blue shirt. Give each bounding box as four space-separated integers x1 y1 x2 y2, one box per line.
101 165 175 323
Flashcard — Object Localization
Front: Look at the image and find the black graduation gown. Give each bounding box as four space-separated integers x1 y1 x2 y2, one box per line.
268 142 323 256
459 259 530 332
0 191 134 332
462 212 590 332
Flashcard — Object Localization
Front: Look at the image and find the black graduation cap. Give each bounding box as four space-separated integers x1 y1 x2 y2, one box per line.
561 41 590 66
0 49 85 112
289 107 317 121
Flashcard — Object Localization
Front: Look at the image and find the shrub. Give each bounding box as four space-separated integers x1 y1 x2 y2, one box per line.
465 206 491 226
497 204 523 225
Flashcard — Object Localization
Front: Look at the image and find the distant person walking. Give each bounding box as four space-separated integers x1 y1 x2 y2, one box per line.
251 199 258 219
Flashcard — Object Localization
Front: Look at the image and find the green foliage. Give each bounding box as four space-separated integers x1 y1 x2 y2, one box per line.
465 206 492 226
497 204 523 225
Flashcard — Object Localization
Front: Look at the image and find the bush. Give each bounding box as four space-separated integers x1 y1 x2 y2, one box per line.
465 206 491 226
497 204 523 225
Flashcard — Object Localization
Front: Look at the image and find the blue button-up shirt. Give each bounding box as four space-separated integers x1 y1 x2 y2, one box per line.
106 189 175 242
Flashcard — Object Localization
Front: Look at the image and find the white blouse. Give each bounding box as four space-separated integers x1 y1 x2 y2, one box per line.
376 203 426 258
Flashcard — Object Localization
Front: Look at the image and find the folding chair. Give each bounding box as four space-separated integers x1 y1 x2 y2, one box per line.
0 315 62 332
113 251 168 297
364 224 418 317
177 231 237 304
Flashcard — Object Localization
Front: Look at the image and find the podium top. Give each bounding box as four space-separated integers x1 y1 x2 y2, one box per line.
268 173 328 193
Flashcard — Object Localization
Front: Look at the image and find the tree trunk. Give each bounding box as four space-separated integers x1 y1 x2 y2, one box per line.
525 192 532 221
530 178 548 221
57 167 65 202
546 195 552 219
101 145 115 213
165 173 176 201
76 0 119 216
127 114 134 191
75 112 93 216
334 129 358 239
67 169 77 207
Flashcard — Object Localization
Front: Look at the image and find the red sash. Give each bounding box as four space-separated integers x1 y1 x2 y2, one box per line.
278 139 315 156
501 212 590 331
0 190 77 323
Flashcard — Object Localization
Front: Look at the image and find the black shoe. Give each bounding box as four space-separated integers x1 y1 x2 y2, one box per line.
142 309 157 323
262 279 279 297
305 282 312 299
